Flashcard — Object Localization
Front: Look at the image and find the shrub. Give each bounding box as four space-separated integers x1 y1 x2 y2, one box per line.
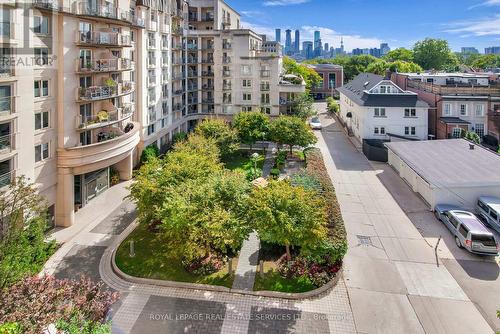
276 255 341 288
303 148 347 259
0 322 22 334
274 150 288 169
140 145 159 164
0 275 118 334
56 312 112 334
465 131 481 144
270 168 280 178
182 255 227 276
326 97 339 114
290 171 322 192
246 167 262 181
172 131 188 144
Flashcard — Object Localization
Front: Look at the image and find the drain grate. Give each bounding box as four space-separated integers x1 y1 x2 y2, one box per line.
357 235 372 247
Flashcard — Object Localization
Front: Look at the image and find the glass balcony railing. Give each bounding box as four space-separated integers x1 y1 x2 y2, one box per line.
77 81 134 102
76 58 133 73
0 133 15 154
76 104 134 130
0 96 15 116
0 170 14 189
76 31 131 47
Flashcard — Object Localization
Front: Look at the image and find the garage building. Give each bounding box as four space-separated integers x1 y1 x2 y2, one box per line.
385 139 500 211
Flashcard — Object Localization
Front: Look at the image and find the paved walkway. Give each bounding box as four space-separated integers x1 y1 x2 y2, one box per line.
314 102 494 334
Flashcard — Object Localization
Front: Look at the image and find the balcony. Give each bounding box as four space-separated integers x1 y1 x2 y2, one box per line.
260 84 270 91
187 71 198 77
172 27 183 35
201 44 214 50
76 31 131 47
222 17 231 27
201 107 214 114
202 98 214 104
173 89 184 96
76 58 133 73
59 122 140 172
0 133 16 155
223 70 231 77
188 85 198 91
200 14 214 22
76 104 134 131
0 169 14 189
201 71 214 77
33 0 58 11
187 44 198 50
77 81 134 102
188 98 198 104
0 96 15 118
69 1 145 27
171 43 183 50
187 58 198 64
188 13 198 21
202 84 214 90
173 103 182 111
201 59 214 64
0 65 14 79
407 80 500 96
172 74 185 81
222 57 231 64
223 84 232 90
222 43 232 50
147 75 157 87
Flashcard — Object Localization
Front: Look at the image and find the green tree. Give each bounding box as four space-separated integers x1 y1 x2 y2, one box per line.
129 134 222 224
289 93 316 120
326 97 339 114
344 55 378 81
389 60 423 73
283 56 322 91
233 111 270 151
470 54 500 69
157 170 251 261
247 180 328 260
383 48 414 62
194 119 239 157
366 59 391 75
269 116 317 154
0 176 56 288
413 38 458 70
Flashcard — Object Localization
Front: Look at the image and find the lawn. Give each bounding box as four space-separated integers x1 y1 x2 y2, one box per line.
223 150 265 174
253 242 316 293
253 261 316 293
115 223 237 288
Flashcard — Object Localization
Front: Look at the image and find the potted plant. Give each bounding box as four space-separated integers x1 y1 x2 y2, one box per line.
104 78 117 87
97 110 109 122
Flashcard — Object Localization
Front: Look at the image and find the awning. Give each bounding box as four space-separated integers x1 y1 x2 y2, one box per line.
439 117 470 125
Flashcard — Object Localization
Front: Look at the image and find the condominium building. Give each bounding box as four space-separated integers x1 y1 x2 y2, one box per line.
0 0 303 228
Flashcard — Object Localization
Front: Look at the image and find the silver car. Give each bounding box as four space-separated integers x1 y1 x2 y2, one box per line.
309 117 322 130
434 204 498 256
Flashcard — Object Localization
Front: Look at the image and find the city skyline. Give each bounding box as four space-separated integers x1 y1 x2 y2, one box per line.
234 0 500 52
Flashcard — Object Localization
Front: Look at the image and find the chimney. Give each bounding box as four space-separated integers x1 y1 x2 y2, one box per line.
469 143 475 150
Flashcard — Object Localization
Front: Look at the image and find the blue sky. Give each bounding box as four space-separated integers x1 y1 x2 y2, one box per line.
227 0 500 52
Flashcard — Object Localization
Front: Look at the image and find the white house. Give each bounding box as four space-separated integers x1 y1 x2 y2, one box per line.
337 73 429 141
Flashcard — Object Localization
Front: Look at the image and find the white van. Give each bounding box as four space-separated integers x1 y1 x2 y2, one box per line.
477 196 500 234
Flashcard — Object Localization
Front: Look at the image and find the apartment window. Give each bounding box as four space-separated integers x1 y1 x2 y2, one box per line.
475 104 484 116
475 123 485 138
374 127 379 135
242 106 252 112
460 104 467 116
34 48 49 66
241 65 251 75
380 127 385 135
405 126 416 136
130 30 135 42
374 108 385 117
148 51 155 66
261 93 270 104
35 111 49 130
35 142 49 162
34 15 49 34
148 32 156 48
0 9 10 38
379 85 387 94
243 93 252 101
444 103 451 116
328 73 336 89
147 124 155 135
223 93 231 103
404 108 416 117
242 79 252 88
34 80 49 97
262 107 271 114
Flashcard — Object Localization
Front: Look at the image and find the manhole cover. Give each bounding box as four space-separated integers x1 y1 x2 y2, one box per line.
357 235 372 246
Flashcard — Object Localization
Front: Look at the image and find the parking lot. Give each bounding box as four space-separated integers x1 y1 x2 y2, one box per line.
371 160 500 331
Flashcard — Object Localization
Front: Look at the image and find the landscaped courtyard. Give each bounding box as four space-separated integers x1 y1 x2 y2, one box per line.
115 113 347 294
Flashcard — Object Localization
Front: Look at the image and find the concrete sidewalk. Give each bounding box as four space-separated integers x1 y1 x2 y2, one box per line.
314 104 494 334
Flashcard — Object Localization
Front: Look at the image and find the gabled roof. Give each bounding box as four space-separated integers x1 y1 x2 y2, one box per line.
337 73 429 108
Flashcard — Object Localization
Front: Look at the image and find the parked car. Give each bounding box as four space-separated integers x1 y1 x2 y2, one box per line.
476 196 500 234
434 204 499 256
309 117 322 130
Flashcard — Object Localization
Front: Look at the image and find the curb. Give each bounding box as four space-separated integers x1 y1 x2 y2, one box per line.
109 220 343 300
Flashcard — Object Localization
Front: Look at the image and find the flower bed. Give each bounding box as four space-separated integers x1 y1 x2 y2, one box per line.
254 148 347 293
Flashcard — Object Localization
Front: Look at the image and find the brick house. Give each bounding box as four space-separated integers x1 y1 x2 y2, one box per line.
392 72 500 140
307 64 344 99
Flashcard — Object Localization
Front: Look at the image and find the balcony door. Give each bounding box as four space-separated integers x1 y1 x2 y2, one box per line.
0 8 10 38
79 49 92 70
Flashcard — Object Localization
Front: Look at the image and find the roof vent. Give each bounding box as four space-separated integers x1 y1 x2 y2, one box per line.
363 81 370 88
469 143 475 150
